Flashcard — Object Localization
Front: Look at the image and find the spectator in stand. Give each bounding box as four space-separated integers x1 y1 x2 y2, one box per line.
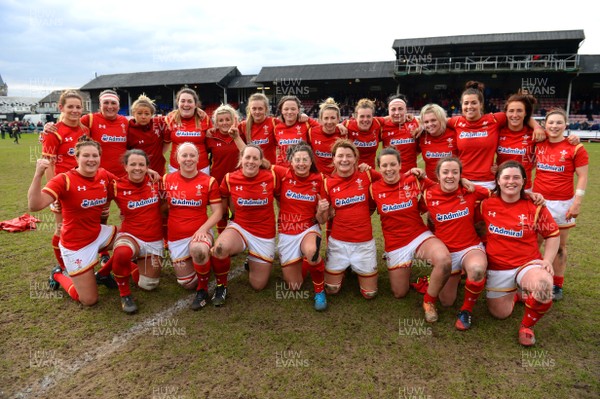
533 109 588 301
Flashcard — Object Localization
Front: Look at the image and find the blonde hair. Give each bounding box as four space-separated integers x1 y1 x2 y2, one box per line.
420 103 447 132
58 90 86 128
212 104 238 127
354 98 375 116
545 108 568 124
318 97 340 120
131 94 156 115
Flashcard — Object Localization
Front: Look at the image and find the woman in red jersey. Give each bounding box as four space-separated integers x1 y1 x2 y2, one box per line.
533 109 588 301
164 88 212 174
371 147 451 322
29 137 117 306
212 144 280 291
274 95 319 167
274 142 329 311
482 160 559 346
449 81 544 189
163 143 224 310
41 90 89 280
107 149 164 314
127 94 168 176
342 99 385 168
307 98 346 176
238 93 278 165
323 139 380 299
207 104 246 234
418 104 457 181
380 95 420 174
423 157 489 329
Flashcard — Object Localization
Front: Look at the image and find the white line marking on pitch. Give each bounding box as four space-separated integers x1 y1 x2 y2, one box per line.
13 266 246 399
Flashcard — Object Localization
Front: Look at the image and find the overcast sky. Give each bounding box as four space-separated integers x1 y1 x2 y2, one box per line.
1 0 598 98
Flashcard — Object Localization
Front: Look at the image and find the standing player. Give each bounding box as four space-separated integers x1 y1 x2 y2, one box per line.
308 98 346 176
239 93 278 164
423 157 489 329
28 137 117 306
380 95 420 174
206 104 245 233
163 143 224 310
274 143 329 310
533 109 589 300
212 145 280 292
323 139 380 299
343 99 384 168
496 93 537 189
370 147 451 322
109 149 164 314
164 88 211 174
127 94 168 176
418 104 457 181
482 160 559 346
274 96 319 167
41 90 89 278
449 81 544 188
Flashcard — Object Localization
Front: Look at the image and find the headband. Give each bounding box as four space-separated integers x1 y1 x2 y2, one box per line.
100 93 120 104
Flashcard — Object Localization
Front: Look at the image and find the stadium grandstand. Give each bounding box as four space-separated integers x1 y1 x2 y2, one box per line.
72 30 600 136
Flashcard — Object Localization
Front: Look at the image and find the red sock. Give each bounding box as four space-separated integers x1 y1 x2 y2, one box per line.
51 235 65 270
461 278 486 312
553 275 564 288
309 259 324 293
131 263 140 284
97 257 113 276
193 260 211 291
99 249 110 258
211 256 230 286
52 270 79 301
424 292 437 304
301 259 310 280
521 296 552 328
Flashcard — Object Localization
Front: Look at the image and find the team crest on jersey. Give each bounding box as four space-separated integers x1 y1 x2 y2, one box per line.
560 150 568 162
402 184 412 198
522 134 530 144
100 179 107 191
518 214 528 227
458 194 466 204
261 182 268 194
196 184 203 196
263 126 269 135
311 181 318 192
356 178 364 190
447 138 454 148
296 126 302 134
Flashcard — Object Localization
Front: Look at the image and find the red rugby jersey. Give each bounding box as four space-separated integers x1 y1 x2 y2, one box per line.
418 129 457 182
112 175 162 242
448 112 507 181
325 169 378 243
307 125 343 176
274 119 318 167
81 113 129 177
221 168 279 238
206 131 241 184
533 141 588 200
163 171 220 241
496 125 536 189
42 168 115 250
238 117 278 165
343 118 383 168
42 122 88 174
481 197 559 271
370 174 432 252
274 166 326 235
380 117 420 173
424 184 489 252
127 116 167 176
164 115 212 171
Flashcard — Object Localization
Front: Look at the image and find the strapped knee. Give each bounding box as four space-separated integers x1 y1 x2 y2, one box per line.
360 287 378 299
176 273 198 290
325 282 341 294
138 275 160 291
